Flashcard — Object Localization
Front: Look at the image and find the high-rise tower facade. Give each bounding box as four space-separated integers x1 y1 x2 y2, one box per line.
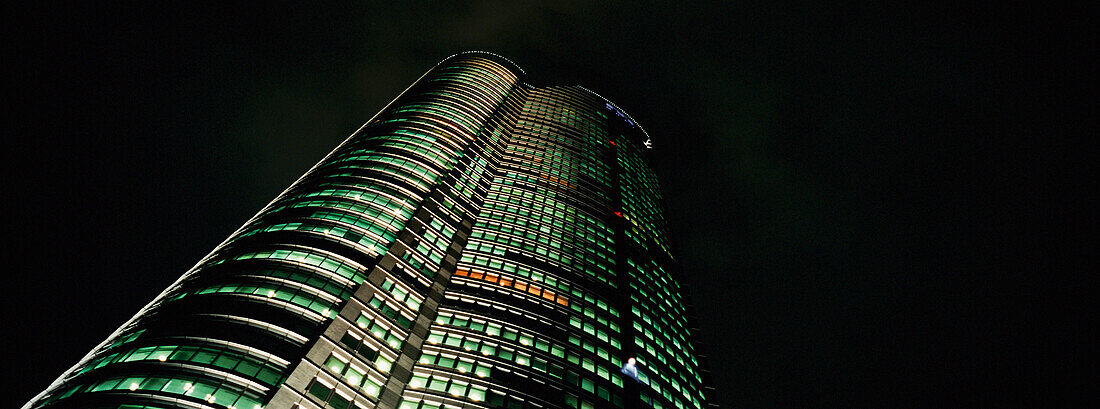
27 52 715 409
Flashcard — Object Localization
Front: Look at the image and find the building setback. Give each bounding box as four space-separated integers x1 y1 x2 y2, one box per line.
26 52 716 409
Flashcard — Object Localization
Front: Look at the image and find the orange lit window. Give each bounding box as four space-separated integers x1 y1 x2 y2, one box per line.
451 268 569 307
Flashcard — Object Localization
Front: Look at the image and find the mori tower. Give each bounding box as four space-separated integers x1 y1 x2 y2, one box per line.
27 52 716 409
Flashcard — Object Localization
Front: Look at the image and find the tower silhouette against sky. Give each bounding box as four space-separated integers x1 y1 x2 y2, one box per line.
26 52 715 409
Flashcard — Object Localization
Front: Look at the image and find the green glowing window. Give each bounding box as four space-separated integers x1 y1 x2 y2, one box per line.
324 355 347 373
443 334 461 347
480 343 497 356
161 379 188 394
408 375 428 389
447 381 468 396
428 378 449 392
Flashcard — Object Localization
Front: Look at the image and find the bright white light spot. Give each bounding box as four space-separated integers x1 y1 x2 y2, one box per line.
157 355 167 362
267 290 276 297
129 383 138 391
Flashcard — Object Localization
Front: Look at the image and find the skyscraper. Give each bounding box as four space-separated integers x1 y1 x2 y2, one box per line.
26 52 715 409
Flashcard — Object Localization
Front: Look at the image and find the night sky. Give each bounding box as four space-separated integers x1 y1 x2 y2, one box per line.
4 2 1086 408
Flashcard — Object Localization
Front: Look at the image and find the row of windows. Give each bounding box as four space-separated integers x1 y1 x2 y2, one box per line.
461 242 614 288
399 391 525 409
354 311 405 351
48 374 265 409
426 316 624 393
421 216 455 253
409 233 446 273
473 200 615 279
452 268 569 306
417 89 498 121
193 281 337 319
77 344 285 387
338 331 383 363
471 224 613 277
432 66 513 96
399 247 437 282
240 221 388 258
488 185 612 234
306 377 364 409
496 167 611 211
520 103 606 131
391 105 479 135
380 277 423 311
568 316 620 350
288 186 416 214
328 156 436 192
417 350 492 378
230 249 365 285
568 334 622 368
454 252 621 325
197 266 354 306
416 78 504 117
505 146 608 188
370 117 478 156
322 352 386 396
292 197 411 224
367 295 416 329
485 187 613 237
472 216 613 267
478 199 614 257
276 186 414 219
427 72 510 99
406 372 487 402
376 140 453 173
304 209 401 245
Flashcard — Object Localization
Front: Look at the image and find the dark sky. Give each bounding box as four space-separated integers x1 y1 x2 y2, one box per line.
3 2 1087 408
